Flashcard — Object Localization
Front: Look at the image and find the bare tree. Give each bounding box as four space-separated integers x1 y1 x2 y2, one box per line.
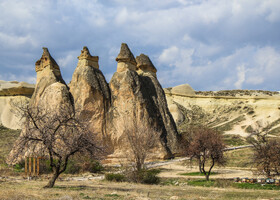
115 112 160 183
183 126 226 181
9 102 104 188
247 132 280 178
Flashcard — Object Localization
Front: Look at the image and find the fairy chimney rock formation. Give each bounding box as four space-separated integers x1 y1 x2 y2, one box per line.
108 44 180 161
31 48 66 105
116 43 137 72
8 44 181 164
7 48 73 164
77 46 99 69
136 54 157 77
69 46 111 140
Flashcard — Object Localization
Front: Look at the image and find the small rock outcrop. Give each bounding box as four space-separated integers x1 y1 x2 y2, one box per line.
171 84 195 96
0 81 34 96
69 46 111 140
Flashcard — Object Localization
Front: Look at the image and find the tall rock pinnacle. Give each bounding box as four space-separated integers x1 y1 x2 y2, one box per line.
69 46 111 141
136 54 180 154
7 47 73 164
107 43 179 162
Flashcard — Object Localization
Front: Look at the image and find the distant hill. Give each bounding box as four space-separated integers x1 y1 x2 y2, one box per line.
165 84 280 141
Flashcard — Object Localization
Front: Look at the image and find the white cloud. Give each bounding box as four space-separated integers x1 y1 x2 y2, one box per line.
0 0 280 91
234 65 246 89
247 77 264 85
158 46 179 64
57 53 76 68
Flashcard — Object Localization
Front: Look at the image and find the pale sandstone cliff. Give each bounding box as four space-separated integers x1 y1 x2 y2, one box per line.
0 81 34 129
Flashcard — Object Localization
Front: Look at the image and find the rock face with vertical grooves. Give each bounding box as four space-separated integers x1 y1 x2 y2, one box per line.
107 44 180 161
135 54 180 155
69 46 111 140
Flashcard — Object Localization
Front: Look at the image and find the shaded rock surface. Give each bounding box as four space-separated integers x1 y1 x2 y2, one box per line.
107 45 180 161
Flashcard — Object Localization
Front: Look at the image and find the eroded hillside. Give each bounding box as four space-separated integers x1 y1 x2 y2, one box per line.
165 84 280 139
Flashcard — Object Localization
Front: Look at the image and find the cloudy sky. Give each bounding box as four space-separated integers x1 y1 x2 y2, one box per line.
0 0 280 91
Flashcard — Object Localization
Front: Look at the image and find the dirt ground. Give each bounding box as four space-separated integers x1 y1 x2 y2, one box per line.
157 161 257 179
0 161 279 200
1 177 280 200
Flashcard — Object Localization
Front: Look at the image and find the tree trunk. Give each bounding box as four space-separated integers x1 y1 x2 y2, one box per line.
199 160 203 173
44 172 59 188
206 174 210 181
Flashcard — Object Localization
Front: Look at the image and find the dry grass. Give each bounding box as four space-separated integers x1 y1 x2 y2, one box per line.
0 126 20 176
1 179 280 199
225 148 254 168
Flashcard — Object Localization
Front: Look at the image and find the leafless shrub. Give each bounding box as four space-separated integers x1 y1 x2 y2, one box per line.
116 114 160 182
247 131 280 178
9 101 105 188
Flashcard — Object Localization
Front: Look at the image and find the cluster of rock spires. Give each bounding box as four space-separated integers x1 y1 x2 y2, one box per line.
8 43 180 163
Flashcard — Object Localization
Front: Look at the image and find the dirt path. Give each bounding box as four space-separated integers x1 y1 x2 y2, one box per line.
157 162 255 179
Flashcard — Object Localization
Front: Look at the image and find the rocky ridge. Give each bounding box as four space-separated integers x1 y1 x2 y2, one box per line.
166 84 280 140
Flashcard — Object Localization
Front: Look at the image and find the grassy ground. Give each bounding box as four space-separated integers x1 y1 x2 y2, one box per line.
224 148 253 168
0 126 20 160
1 126 277 199
0 125 20 175
1 179 280 199
179 172 219 176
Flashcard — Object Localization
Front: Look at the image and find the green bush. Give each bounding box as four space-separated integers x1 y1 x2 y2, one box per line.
125 169 160 184
13 160 25 172
142 169 160 184
105 173 125 182
65 159 81 174
86 161 104 173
